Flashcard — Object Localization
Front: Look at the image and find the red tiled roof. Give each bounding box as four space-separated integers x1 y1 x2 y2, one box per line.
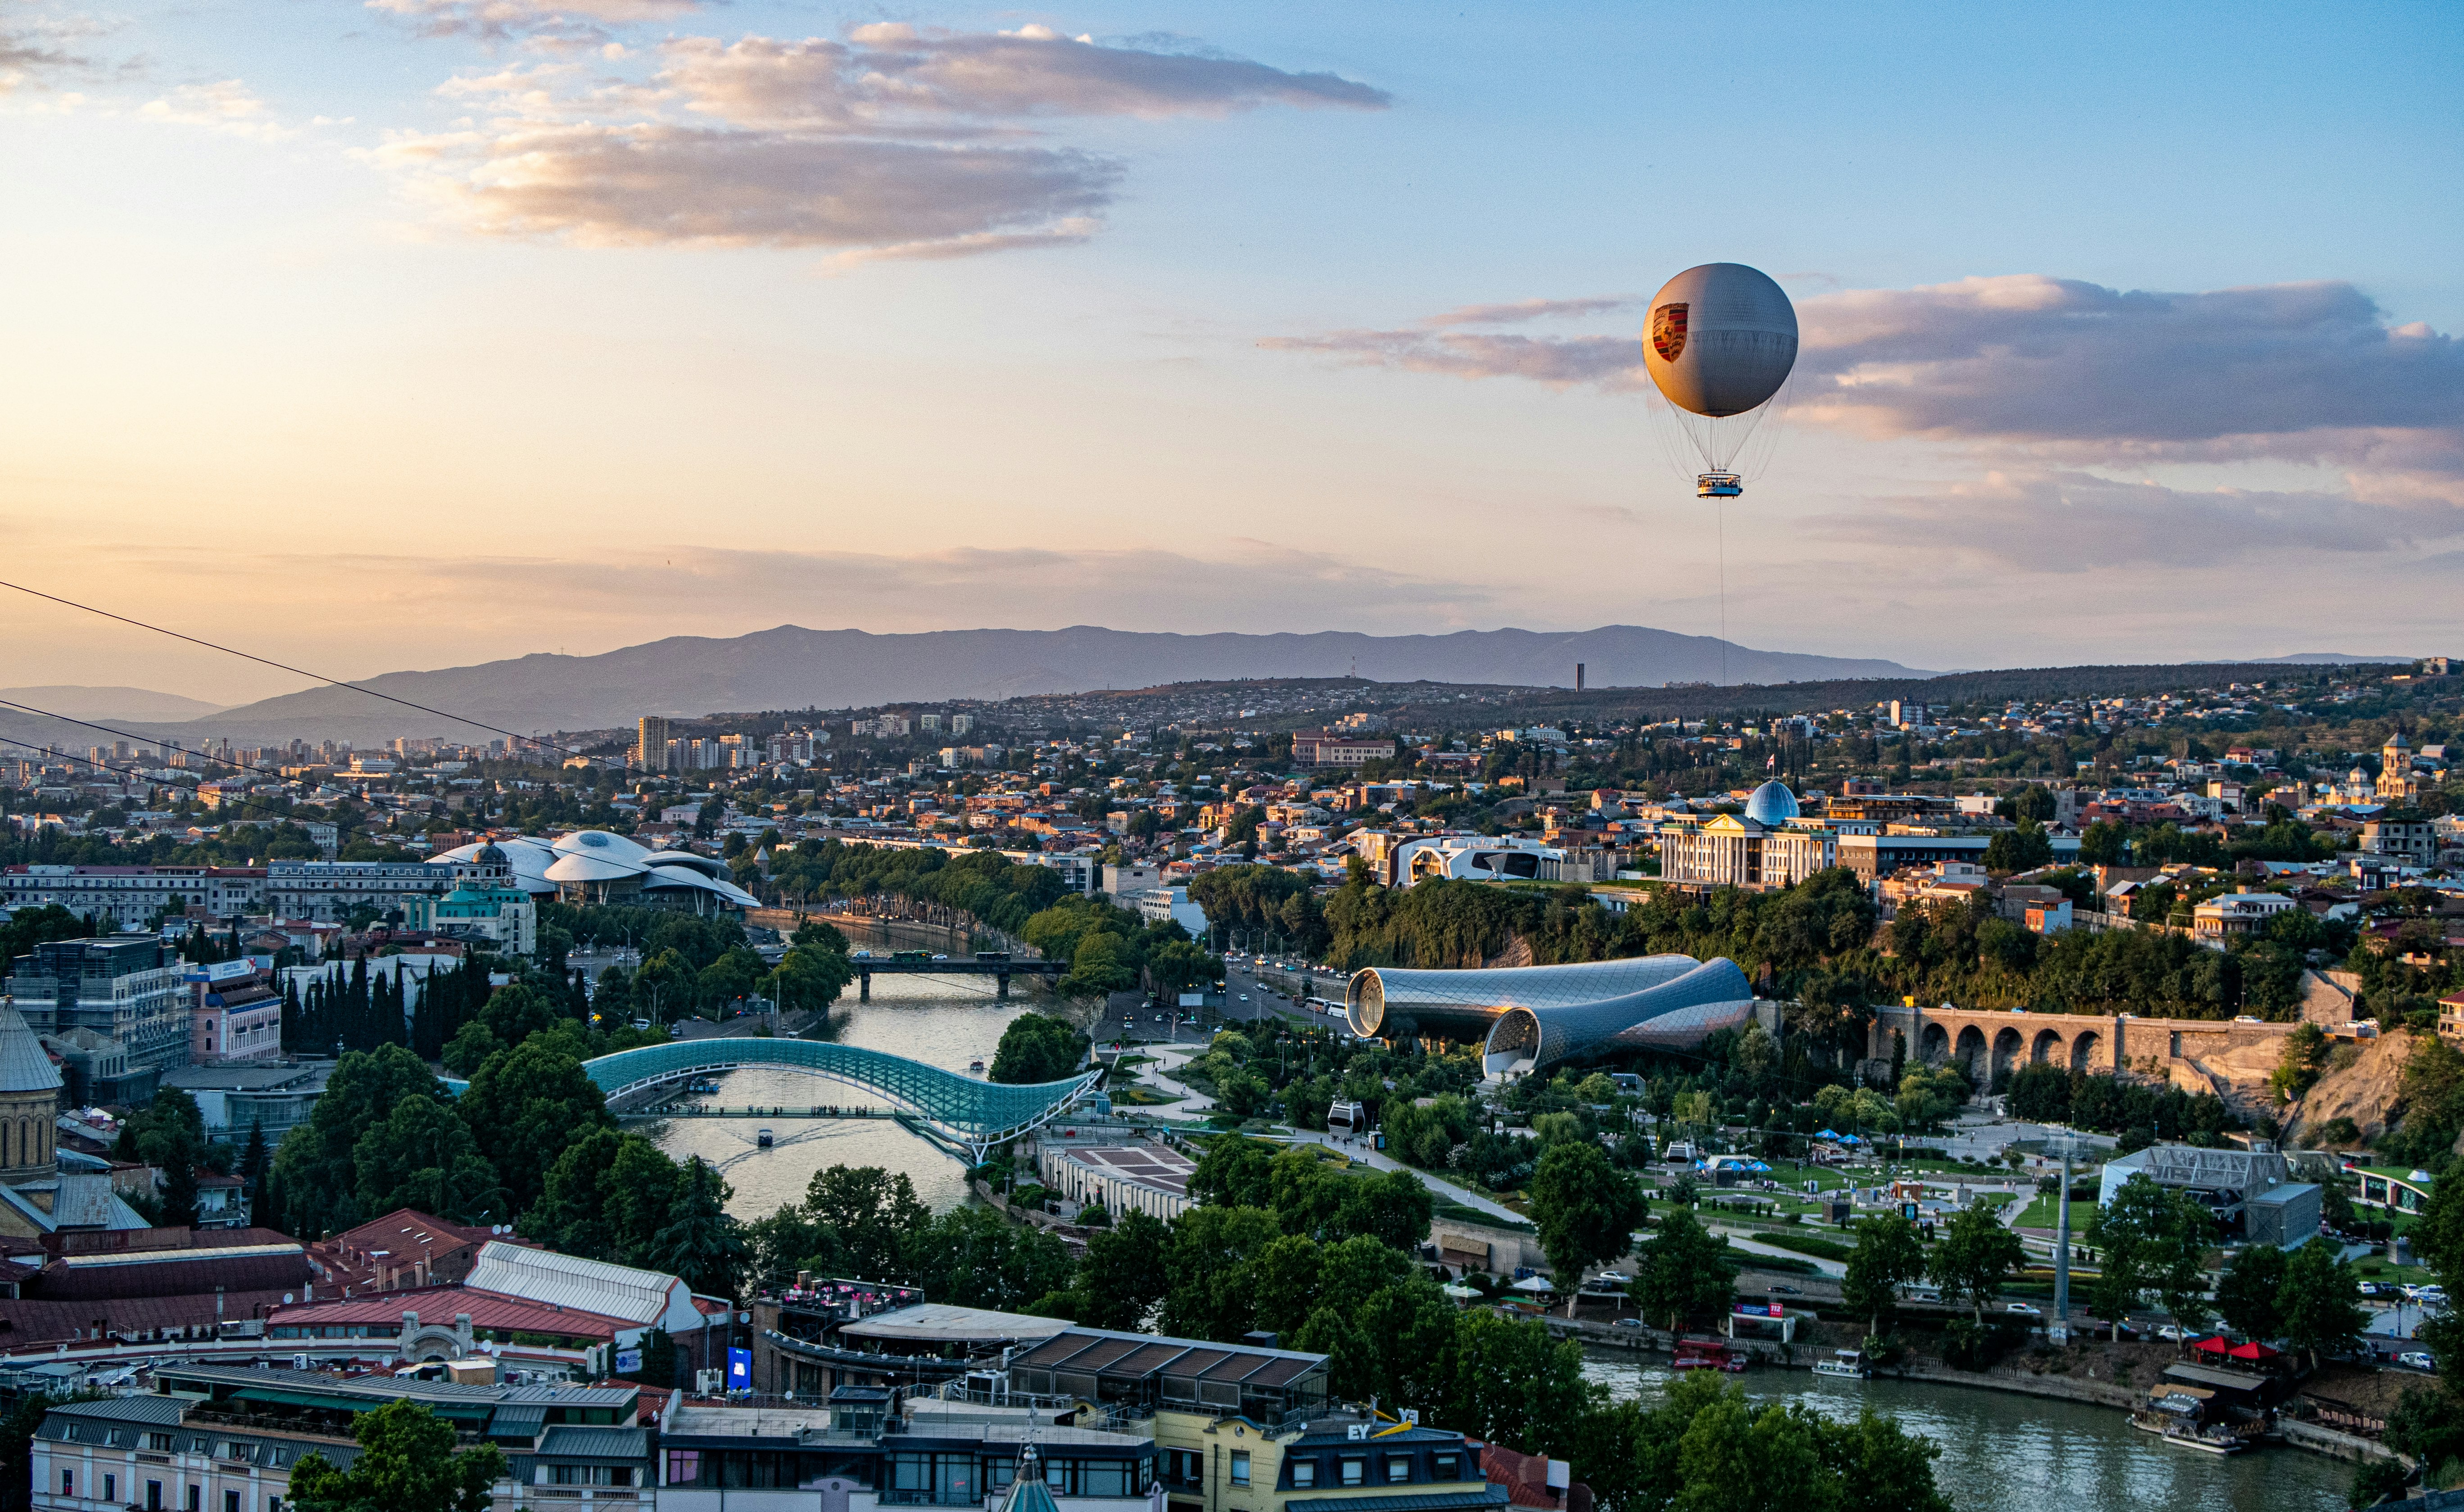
268 1284 630 1339
0 1288 300 1348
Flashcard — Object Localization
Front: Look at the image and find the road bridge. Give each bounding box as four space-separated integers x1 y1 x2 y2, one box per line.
581 1037 1097 1163
851 955 1064 999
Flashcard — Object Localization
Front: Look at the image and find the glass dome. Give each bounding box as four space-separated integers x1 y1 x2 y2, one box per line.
1743 779 1799 826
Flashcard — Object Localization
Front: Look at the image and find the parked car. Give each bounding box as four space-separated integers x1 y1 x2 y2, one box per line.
2006 1302 2042 1315
2398 1351 2436 1371
2357 1282 2384 1298
1768 1284 1803 1296
1611 1317 1644 1330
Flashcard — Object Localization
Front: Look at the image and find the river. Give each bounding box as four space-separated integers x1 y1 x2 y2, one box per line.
1581 1351 2352 1512
647 975 1033 1218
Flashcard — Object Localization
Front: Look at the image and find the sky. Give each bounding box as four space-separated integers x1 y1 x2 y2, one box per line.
3 0 2460 704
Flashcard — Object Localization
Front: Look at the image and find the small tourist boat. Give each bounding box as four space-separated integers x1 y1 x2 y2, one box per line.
969 1059 986 1074
756 1128 775 1149
1811 1349 1870 1381
2129 1413 2248 1454
687 1078 721 1094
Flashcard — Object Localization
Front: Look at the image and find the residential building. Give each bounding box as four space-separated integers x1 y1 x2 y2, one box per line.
263 861 455 923
5 937 186 1102
638 715 673 773
2360 812 2436 865
1135 887 1210 938
187 960 282 1064
307 1207 503 1294
31 1368 649 1512
1289 731 1396 769
2438 991 2464 1046
1657 814 1837 892
404 883 539 956
2191 892 2299 940
2 866 267 930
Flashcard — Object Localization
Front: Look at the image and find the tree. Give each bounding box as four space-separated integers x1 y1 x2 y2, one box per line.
1069 1209 1170 1330
1160 1204 1282 1340
1840 1215 1927 1340
455 1039 613 1213
1059 932 1137 1004
1528 1143 1648 1311
289 1400 506 1512
2084 1175 2211 1342
767 941 854 1018
2213 1244 2287 1340
902 1206 1075 1311
122 1089 208 1227
989 1013 1091 1084
271 1045 454 1237
1188 1136 1276 1209
1441 1312 1599 1462
2277 1239 2367 1370
651 1157 744 1297
353 1096 502 1224
743 1205 843 1290
1927 1203 2025 1326
805 1166 930 1281
477 982 561 1047
1628 1209 1738 1332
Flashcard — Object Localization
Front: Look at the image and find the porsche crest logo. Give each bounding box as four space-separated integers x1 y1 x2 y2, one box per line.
1650 302 1689 362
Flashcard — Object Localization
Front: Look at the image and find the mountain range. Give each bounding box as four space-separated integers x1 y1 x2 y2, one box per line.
21 625 1933 744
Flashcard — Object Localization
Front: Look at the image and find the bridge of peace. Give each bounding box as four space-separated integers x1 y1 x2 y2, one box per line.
1862 1000 2299 1089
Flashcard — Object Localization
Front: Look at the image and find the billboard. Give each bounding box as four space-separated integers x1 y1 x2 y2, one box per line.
726 1347 752 1392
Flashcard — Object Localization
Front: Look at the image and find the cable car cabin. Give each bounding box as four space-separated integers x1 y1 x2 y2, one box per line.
1696 473 1743 498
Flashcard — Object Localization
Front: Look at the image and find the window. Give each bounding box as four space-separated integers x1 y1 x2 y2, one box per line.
146 1436 174 1453
1433 1455 1461 1482
1164 1451 1204 1488
60 1471 72 1497
148 1481 163 1511
1341 1460 1365 1487
1290 1462 1316 1489
103 1477 115 1503
1228 1453 1250 1489
226 1492 240 1512
1386 1456 1413 1485
189 1487 202 1512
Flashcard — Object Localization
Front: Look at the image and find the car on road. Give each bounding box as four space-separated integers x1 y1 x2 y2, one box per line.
1610 1317 1644 1330
1767 1284 1802 1296
2006 1302 2042 1315
2397 1350 2436 1370
1238 994 1250 1003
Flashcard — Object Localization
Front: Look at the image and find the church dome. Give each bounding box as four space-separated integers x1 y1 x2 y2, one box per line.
473 842 508 866
1743 780 1800 826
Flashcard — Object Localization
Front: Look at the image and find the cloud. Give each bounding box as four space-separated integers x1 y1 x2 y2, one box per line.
139 79 290 140
1803 471 2464 571
377 122 1114 249
383 26 1385 259
1 13 99 94
1420 295 1634 328
1795 276 2464 463
1257 328 1640 387
366 0 701 44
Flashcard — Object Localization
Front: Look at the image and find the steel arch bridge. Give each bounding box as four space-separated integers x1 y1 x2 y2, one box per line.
580 1039 1100 1163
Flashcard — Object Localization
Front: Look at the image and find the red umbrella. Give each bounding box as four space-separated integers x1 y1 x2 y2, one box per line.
2226 1341 2281 1361
2190 1335 2233 1355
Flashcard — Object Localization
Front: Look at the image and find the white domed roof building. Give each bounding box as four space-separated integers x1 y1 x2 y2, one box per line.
1743 780 1800 826
438 830 757 915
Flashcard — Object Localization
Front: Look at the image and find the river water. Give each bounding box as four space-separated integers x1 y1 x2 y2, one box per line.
646 987 2355 1512
1581 1352 2351 1512
647 976 1031 1219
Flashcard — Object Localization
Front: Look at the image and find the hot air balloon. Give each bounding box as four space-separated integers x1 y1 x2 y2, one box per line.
1642 263 1798 497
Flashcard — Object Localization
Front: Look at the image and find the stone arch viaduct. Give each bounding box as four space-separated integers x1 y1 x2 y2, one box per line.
1863 1003 2298 1088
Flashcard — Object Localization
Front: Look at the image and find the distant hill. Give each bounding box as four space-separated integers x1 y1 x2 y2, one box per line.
0 685 228 723
2249 652 2417 665
160 625 1934 742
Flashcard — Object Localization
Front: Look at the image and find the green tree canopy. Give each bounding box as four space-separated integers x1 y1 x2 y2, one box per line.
456 1039 614 1214
1629 1209 1738 1332
1927 1203 2025 1325
989 1013 1091 1084
1840 1214 1927 1340
289 1400 506 1512
1528 1142 1648 1304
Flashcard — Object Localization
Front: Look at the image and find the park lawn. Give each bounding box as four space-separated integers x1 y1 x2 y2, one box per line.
2013 1194 2099 1229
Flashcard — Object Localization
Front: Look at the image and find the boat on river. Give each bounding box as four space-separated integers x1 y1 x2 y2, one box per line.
2129 1412 2251 1454
756 1127 774 1149
1812 1349 1871 1381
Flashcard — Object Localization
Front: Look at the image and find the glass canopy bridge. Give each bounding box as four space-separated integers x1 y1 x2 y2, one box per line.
584 1038 1100 1163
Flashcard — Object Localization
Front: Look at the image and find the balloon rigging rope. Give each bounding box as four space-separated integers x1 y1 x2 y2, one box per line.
1718 499 1728 687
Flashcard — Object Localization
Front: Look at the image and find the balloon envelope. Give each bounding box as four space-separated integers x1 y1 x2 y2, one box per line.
1643 263 1798 418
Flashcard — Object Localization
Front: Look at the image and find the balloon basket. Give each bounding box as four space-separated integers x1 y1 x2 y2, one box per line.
1696 473 1742 498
